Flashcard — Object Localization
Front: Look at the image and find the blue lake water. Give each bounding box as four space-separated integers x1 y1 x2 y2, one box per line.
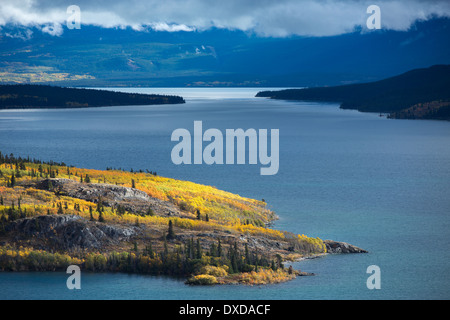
0 88 449 300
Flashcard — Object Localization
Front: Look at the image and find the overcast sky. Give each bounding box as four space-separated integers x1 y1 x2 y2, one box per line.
1 0 450 37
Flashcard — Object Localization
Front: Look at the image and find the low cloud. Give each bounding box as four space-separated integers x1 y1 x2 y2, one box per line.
0 0 449 37
41 23 64 36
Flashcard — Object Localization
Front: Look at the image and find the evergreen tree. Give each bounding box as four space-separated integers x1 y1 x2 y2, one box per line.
89 206 95 221
96 197 103 213
166 220 176 240
146 243 155 258
209 242 217 257
57 202 64 215
276 254 283 270
196 209 201 220
196 239 202 259
146 207 154 216
271 260 277 271
163 237 169 260
188 238 194 259
98 210 105 222
217 239 222 257
245 243 250 264
10 173 16 188
230 252 238 274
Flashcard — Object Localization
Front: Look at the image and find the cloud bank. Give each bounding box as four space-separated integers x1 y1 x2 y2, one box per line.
1 0 450 37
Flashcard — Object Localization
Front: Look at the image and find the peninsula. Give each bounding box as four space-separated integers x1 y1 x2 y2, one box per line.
0 152 366 285
256 65 450 120
0 84 185 109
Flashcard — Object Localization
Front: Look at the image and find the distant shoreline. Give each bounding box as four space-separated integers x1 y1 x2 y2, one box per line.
0 84 185 110
256 65 450 121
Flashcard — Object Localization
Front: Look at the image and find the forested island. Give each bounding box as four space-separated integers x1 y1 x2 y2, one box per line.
0 152 366 285
256 65 450 120
0 85 185 109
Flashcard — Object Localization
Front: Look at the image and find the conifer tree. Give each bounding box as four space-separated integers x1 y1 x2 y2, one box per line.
146 243 155 258
57 203 64 215
196 239 202 259
166 220 176 240
245 243 250 264
217 239 222 257
98 210 105 222
163 237 169 259
89 206 95 221
146 207 154 216
10 173 16 188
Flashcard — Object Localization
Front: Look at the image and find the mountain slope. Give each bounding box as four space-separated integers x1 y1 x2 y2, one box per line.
1 18 450 87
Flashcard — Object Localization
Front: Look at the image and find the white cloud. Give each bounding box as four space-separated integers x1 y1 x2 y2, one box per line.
2 27 33 40
41 22 63 36
0 0 449 37
149 22 195 32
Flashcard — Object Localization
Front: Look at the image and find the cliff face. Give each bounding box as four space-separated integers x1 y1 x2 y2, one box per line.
5 215 137 250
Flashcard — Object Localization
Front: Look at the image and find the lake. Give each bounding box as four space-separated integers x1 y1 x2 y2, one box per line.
0 88 449 300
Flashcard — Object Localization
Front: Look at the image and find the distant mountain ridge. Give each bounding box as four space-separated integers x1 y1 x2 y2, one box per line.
256 65 450 120
1 18 449 87
0 84 185 109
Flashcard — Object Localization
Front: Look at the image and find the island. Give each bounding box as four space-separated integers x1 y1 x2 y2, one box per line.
0 84 185 109
256 65 450 120
0 151 366 285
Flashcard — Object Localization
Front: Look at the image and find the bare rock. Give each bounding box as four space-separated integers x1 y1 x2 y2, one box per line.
36 178 183 218
6 215 137 250
324 240 368 254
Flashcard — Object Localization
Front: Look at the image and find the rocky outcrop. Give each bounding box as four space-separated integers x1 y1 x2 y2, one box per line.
6 215 137 250
324 240 368 254
36 178 184 218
